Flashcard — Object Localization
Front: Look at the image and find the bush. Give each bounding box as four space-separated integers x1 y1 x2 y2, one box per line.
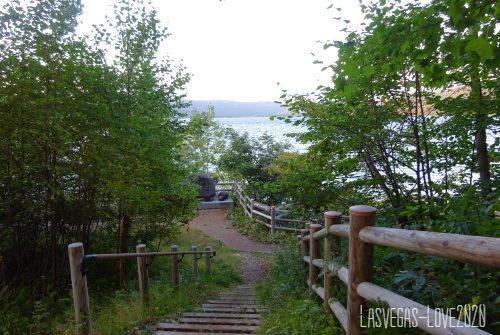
256 241 343 334
226 207 291 244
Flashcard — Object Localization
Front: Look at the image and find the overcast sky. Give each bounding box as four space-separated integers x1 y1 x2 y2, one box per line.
80 0 363 102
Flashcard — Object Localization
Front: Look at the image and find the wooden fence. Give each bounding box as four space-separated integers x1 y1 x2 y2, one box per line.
68 242 216 335
231 182 309 232
298 206 500 335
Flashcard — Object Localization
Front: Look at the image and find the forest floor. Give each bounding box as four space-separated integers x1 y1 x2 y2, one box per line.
188 208 275 283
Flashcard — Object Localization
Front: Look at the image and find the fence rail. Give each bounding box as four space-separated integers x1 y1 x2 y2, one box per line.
298 206 500 335
231 182 309 232
68 242 216 335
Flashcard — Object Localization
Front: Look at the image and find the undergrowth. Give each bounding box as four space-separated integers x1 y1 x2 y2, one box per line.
1 228 241 335
256 241 343 334
226 207 291 244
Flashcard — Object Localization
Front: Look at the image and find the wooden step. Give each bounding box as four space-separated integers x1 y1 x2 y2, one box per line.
202 303 259 309
155 322 259 333
208 300 255 304
201 307 261 313
178 317 261 325
149 285 261 334
153 332 247 335
182 312 261 319
219 295 255 299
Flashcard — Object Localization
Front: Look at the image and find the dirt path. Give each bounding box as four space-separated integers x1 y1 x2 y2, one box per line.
189 209 275 283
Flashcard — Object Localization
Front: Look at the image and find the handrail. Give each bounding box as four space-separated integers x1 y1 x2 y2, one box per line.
359 226 500 268
230 181 309 232
298 206 499 334
68 243 215 335
84 250 215 261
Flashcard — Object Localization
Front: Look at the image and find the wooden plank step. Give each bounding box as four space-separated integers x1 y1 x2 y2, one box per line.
178 317 261 325
202 303 259 309
155 322 259 333
201 307 261 313
153 332 246 335
206 300 256 305
220 294 255 299
182 312 261 319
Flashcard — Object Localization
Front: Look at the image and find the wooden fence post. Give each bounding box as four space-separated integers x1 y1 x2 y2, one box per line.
308 223 322 292
171 245 180 289
347 205 376 335
136 244 149 305
191 246 198 281
300 229 309 257
68 242 91 335
250 199 254 217
324 211 342 312
205 246 212 274
270 206 276 233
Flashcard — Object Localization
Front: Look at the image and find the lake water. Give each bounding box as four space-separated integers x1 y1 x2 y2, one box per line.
215 117 306 151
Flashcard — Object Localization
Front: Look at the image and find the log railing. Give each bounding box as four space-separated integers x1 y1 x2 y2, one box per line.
68 242 216 335
231 182 309 232
298 205 500 335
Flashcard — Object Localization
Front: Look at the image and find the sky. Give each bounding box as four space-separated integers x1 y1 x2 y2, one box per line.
80 0 363 102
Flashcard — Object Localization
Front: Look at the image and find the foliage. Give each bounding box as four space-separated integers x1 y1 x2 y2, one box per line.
181 106 228 176
256 242 343 334
275 0 498 223
0 0 200 332
0 228 242 334
226 207 290 245
218 130 290 203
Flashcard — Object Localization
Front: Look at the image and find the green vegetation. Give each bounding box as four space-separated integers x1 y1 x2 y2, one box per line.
273 0 498 222
257 242 342 334
227 207 290 245
1 228 241 334
227 0 499 333
218 131 290 203
181 107 227 175
0 0 197 296
82 228 241 335
0 0 498 333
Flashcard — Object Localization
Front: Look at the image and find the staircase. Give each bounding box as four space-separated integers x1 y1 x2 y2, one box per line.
149 284 262 334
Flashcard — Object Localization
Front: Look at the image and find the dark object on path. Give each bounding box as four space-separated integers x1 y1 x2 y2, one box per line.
191 173 216 201
217 191 229 201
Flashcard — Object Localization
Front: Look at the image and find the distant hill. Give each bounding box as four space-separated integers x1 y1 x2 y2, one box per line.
179 100 287 118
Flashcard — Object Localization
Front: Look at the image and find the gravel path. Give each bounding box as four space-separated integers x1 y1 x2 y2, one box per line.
189 209 275 283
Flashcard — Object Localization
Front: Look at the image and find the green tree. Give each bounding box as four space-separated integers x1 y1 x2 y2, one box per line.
96 0 194 288
218 131 290 203
181 106 227 174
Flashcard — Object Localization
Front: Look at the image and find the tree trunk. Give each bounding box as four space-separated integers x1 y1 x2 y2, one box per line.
469 34 491 195
119 213 131 289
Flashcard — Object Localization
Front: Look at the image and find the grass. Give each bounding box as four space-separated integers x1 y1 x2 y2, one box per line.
226 207 292 245
57 227 242 335
256 241 344 335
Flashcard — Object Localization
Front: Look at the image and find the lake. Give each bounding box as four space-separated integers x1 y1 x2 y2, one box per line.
215 116 307 151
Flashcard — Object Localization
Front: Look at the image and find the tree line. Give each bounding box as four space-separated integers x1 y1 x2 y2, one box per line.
0 0 198 301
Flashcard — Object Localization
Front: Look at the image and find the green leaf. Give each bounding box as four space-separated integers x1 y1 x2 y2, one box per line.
448 0 463 25
465 38 494 61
